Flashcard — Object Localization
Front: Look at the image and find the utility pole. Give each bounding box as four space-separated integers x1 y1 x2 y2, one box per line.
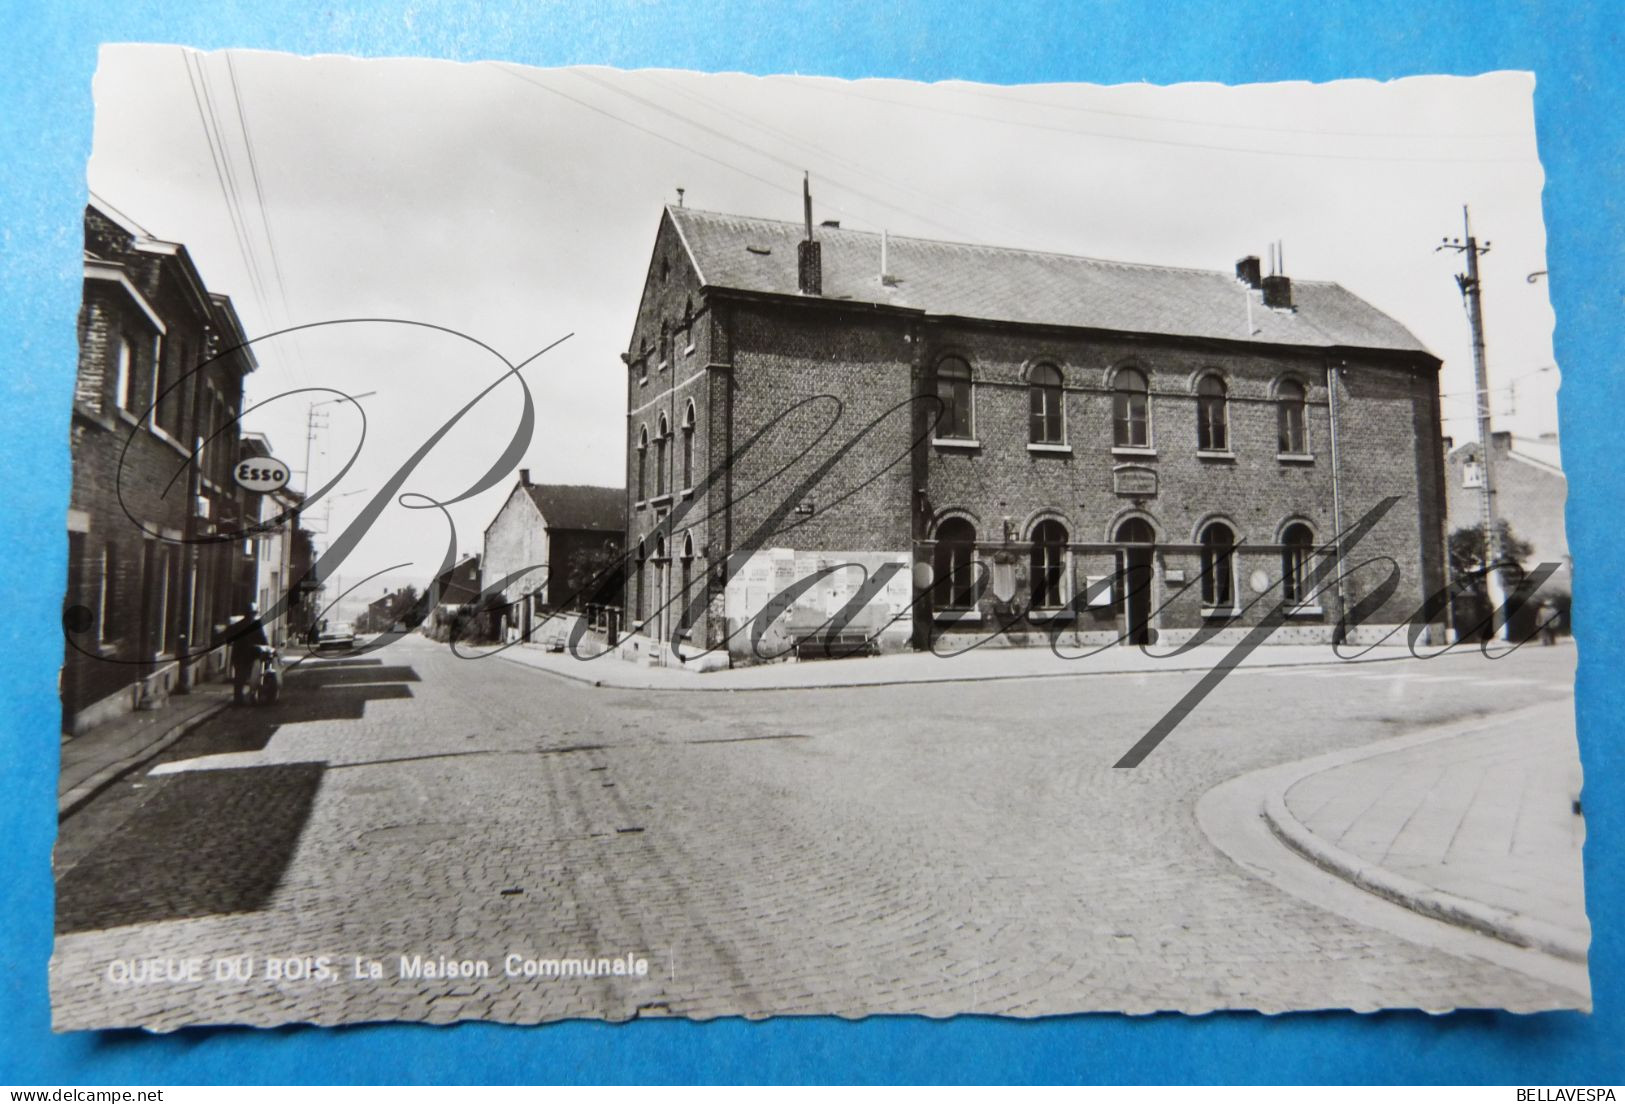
1438 206 1506 638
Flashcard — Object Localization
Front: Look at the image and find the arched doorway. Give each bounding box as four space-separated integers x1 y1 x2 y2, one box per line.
1115 517 1156 645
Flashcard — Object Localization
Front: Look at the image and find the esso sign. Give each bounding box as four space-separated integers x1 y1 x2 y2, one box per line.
234 457 291 493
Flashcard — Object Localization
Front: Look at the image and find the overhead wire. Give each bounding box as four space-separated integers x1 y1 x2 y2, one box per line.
641 72 1038 245
182 50 273 321
940 81 1526 141
223 50 314 396
572 69 995 243
789 79 1537 166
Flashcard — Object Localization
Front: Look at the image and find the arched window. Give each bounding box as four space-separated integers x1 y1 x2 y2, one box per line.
935 357 973 440
655 414 669 496
678 532 695 634
681 401 695 490
1196 375 1228 452
933 518 979 609
1278 379 1308 454
1200 521 1236 611
1028 364 1063 445
1113 368 1149 448
1281 523 1314 604
636 425 649 501
1030 519 1068 608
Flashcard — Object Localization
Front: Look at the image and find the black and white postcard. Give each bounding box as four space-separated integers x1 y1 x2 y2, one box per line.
52 49 1584 1030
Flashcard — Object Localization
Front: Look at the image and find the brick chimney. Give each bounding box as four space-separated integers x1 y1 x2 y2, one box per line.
1261 241 1293 309
518 468 530 486
1236 255 1262 289
797 172 822 296
1261 274 1293 309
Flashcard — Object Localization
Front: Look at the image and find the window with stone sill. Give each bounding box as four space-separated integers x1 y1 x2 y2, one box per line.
1028 364 1064 445
1280 522 1315 605
1277 378 1308 455
1113 367 1150 449
1200 521 1237 611
1196 374 1228 452
932 517 979 609
655 414 669 496
934 356 974 440
1029 519 1068 608
681 400 696 490
636 426 649 500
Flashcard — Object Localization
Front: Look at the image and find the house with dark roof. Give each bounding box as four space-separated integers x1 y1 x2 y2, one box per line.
621 192 1449 666
481 472 625 642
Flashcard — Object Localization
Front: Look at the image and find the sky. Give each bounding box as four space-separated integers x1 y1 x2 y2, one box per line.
87 47 1558 608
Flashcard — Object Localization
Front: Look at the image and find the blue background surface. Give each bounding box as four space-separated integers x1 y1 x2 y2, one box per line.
2 0 1619 1085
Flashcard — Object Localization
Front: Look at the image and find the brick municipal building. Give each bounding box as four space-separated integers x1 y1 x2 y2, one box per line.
618 193 1448 668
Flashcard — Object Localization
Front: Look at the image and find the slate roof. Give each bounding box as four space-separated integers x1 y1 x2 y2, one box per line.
667 206 1432 357
523 483 625 532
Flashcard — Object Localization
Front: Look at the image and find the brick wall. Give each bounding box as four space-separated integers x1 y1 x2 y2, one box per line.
63 211 253 733
623 212 713 641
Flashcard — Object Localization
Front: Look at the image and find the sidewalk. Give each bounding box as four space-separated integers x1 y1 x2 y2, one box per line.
1263 698 1588 962
57 684 232 819
491 636 1433 692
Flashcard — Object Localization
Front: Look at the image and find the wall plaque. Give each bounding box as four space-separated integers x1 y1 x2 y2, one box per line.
1113 465 1158 498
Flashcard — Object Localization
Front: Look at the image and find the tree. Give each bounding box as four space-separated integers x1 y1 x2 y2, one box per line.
377 585 427 629
1448 520 1534 583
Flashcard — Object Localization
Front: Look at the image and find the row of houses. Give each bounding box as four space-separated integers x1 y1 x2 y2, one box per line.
427 477 625 646
62 201 319 736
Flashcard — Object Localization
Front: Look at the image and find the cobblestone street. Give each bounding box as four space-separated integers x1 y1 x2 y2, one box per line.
50 635 1585 1030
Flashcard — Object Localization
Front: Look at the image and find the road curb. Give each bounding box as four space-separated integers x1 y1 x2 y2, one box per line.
58 699 229 821
1258 721 1589 964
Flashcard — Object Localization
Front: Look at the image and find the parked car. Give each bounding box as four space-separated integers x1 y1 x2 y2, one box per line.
315 621 357 650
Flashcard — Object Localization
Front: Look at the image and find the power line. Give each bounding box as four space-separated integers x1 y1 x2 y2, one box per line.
496 65 800 198
191 52 275 312
501 65 984 245
182 50 273 319
943 81 1525 141
223 50 313 395
642 73 1034 245
573 70 994 242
